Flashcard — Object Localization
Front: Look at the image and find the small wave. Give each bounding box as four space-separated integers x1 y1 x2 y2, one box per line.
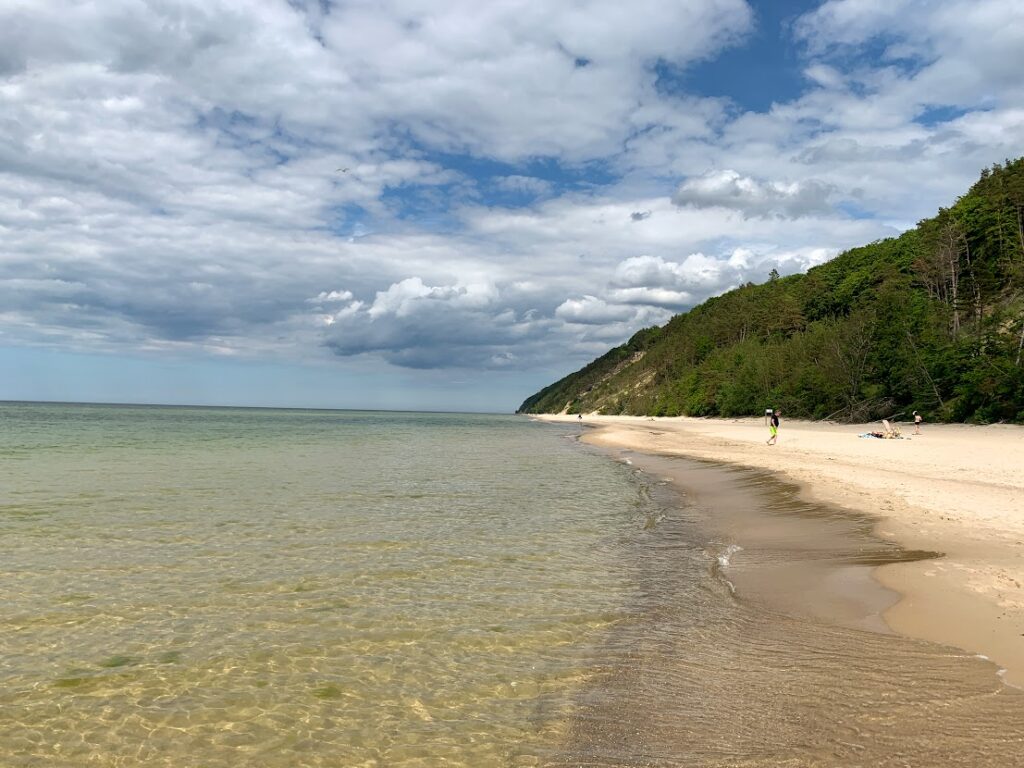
717 543 743 569
706 543 743 597
995 668 1022 691
984 659 1022 690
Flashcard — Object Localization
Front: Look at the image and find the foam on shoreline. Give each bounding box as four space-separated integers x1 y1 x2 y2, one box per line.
534 413 1024 688
546 440 1024 765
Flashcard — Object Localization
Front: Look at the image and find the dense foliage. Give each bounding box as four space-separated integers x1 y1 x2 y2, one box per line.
519 159 1024 423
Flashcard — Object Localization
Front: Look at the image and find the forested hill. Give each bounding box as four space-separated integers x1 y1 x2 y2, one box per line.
518 159 1024 423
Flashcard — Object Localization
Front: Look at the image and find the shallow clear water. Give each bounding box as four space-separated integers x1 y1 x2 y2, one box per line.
551 453 1024 766
3 404 1023 767
0 404 643 766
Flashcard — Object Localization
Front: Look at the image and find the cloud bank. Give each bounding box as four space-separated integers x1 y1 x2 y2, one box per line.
1 0 1022 398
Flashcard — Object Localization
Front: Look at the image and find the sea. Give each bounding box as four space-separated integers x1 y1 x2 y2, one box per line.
2 402 1022 767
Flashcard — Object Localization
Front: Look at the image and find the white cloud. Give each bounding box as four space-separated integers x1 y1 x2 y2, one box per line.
617 0 1024 231
1 0 1022 392
310 290 354 304
320 277 548 369
555 296 638 325
803 64 844 89
611 253 741 294
672 170 835 218
608 287 693 309
612 255 689 289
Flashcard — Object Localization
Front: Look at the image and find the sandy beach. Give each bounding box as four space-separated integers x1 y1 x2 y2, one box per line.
533 413 1024 688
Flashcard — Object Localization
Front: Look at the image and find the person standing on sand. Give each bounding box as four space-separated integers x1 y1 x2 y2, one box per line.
913 410 922 434
767 409 780 445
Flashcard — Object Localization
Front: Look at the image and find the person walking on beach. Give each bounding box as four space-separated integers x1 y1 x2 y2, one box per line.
913 410 922 435
767 409 780 445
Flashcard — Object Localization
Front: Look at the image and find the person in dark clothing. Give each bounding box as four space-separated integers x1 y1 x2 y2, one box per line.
767 410 780 445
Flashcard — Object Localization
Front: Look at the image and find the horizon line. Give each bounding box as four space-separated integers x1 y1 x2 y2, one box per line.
0 399 510 416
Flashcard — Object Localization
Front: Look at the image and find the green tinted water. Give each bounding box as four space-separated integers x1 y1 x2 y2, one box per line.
0 404 642 766
6 404 1024 767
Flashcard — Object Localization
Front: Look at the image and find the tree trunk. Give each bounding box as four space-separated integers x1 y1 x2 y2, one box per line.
905 331 945 408
961 233 983 340
1017 315 1024 367
939 219 963 337
1017 204 1024 258
949 246 960 336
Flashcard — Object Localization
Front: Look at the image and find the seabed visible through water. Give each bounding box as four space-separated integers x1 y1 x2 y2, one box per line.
1 404 1022 767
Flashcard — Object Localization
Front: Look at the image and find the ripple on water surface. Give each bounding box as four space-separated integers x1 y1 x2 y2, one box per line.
550 455 1024 767
1 406 640 766
1 405 1023 767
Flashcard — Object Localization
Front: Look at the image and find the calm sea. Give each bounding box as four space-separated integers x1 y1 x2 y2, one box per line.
0 403 645 766
2 403 1023 767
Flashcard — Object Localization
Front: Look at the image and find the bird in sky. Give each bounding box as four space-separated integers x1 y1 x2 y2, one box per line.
336 167 349 173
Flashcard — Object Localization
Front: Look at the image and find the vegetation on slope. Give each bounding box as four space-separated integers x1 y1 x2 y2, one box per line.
519 159 1024 423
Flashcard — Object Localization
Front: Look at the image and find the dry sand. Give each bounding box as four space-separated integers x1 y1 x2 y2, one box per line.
533 413 1024 687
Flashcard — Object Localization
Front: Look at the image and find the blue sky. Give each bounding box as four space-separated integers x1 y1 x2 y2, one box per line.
2 0 1023 411
673 0 816 110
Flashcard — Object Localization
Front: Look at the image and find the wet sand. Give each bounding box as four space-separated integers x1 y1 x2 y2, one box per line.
545 448 1024 767
535 414 1024 688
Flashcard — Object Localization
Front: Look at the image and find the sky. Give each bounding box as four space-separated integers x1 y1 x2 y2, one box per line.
2 0 1023 412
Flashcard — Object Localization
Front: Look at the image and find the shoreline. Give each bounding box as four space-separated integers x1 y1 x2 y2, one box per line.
532 413 1024 687
547 451 1024 764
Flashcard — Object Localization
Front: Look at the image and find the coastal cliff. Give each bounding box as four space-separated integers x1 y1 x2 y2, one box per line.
519 158 1024 423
